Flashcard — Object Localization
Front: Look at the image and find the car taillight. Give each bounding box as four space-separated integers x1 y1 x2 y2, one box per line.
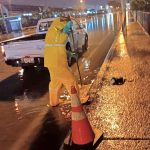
1 44 6 57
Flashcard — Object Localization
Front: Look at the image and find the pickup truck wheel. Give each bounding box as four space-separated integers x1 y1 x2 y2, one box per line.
82 35 88 51
66 42 73 66
66 42 72 52
68 57 76 67
68 57 72 67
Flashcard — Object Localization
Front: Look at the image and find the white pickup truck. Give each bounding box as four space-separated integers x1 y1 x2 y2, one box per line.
1 17 88 69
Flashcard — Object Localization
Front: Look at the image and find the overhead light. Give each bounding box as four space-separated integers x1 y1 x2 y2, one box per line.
80 0 83 3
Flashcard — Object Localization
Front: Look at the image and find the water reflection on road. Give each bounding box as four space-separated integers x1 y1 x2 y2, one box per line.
72 12 121 85
86 13 115 32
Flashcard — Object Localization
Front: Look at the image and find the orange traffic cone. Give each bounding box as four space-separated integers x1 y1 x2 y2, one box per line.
71 86 95 148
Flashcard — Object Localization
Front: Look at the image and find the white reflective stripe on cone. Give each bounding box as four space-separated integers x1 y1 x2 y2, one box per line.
71 94 81 107
72 111 85 121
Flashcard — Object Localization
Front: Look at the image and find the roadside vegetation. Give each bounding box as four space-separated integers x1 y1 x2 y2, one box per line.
131 0 150 11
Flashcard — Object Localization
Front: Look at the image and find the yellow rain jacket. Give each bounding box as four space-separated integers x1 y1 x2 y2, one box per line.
44 17 79 106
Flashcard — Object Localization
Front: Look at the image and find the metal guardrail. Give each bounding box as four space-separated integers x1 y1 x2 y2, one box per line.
22 26 36 31
137 11 150 35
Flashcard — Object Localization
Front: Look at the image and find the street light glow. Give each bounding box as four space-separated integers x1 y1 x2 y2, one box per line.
80 0 83 3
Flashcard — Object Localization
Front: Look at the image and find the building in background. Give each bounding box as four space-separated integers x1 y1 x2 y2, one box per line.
0 3 22 33
0 3 44 34
4 4 42 28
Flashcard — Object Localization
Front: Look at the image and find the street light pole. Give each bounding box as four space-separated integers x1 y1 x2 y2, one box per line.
121 0 127 35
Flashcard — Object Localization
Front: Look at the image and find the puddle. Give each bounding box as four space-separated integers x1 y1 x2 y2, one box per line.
14 92 47 120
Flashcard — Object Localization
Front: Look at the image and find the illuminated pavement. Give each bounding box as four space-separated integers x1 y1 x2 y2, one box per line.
86 20 150 149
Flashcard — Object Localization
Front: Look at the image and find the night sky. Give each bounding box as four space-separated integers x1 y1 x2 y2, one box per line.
1 0 108 8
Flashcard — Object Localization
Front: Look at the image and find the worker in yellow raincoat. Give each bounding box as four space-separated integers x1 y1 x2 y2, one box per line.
44 16 79 106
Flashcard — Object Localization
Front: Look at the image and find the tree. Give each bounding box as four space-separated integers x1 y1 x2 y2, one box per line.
145 0 150 11
131 0 150 11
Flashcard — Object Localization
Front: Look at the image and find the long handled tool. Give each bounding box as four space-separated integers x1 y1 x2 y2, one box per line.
70 29 83 86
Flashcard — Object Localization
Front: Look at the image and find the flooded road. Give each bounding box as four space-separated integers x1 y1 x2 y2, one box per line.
0 13 122 150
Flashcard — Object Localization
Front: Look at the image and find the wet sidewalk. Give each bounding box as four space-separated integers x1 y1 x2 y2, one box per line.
87 19 150 149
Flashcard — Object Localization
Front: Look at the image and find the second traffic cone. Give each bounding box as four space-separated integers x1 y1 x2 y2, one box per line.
71 86 95 146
